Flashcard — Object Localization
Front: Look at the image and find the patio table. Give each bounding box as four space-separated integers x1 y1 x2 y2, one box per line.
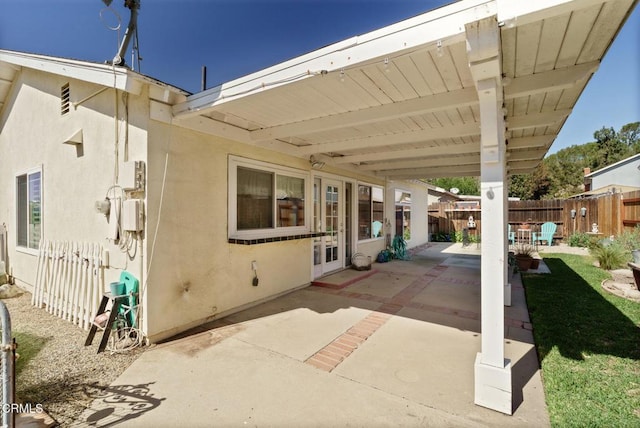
517 229 533 245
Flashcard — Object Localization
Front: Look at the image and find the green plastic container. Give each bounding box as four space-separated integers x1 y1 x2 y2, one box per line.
119 271 139 328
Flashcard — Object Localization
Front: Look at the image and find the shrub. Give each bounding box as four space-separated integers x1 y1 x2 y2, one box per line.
391 235 409 260
431 233 451 242
453 229 481 244
590 240 627 270
514 243 535 257
612 227 640 254
568 232 592 248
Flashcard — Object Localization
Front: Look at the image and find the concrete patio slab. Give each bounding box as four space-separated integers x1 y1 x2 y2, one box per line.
346 271 417 299
75 242 550 427
74 335 484 428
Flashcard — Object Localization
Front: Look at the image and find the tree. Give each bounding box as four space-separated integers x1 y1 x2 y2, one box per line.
593 126 626 168
543 142 599 198
509 174 534 200
427 177 479 195
509 163 550 200
619 122 640 153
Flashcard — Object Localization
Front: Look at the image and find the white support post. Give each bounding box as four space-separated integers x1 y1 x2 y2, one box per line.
467 17 512 415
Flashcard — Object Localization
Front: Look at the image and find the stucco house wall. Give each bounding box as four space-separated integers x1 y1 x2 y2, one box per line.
0 57 431 343
389 180 430 248
588 154 640 190
144 122 317 340
144 119 395 341
0 68 147 292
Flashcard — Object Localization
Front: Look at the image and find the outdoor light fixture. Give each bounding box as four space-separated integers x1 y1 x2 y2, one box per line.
309 155 325 170
580 207 587 217
570 209 577 219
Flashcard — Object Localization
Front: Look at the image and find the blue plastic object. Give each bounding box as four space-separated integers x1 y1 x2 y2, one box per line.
119 271 139 327
109 281 125 296
533 222 557 247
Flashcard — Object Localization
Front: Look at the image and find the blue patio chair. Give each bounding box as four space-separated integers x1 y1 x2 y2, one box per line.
533 222 557 247
372 220 383 238
508 224 515 245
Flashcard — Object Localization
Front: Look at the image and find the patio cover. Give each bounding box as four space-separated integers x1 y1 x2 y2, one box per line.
163 0 637 415
168 0 636 180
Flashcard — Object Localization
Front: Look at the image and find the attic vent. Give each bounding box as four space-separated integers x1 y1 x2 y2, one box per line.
61 83 70 115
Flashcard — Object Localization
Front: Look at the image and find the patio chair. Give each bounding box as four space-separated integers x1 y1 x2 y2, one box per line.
533 222 557 247
372 221 383 238
508 224 515 245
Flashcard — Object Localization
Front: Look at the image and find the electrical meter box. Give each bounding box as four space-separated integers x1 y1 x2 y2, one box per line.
122 199 144 232
120 161 145 191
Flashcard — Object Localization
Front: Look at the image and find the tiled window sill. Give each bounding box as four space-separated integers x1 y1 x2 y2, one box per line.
228 232 326 245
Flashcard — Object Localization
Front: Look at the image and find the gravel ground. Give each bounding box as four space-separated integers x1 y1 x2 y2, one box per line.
2 290 144 426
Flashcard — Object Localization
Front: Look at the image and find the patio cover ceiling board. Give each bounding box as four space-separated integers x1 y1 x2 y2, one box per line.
171 0 637 180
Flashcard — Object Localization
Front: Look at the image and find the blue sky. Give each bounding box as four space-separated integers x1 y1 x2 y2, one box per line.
0 0 637 155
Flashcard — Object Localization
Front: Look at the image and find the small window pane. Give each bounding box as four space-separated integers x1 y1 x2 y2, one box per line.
17 171 42 249
16 175 27 247
237 167 273 230
29 172 42 248
358 185 372 240
358 184 384 240
395 190 411 241
277 175 304 227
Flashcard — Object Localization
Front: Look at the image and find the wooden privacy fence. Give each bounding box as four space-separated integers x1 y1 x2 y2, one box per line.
32 241 105 330
429 190 640 242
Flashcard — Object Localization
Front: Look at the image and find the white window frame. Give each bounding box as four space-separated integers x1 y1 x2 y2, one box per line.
16 166 43 255
357 181 385 242
229 156 309 239
395 188 412 242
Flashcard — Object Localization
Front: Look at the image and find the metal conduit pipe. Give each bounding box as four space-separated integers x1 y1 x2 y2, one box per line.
112 0 140 67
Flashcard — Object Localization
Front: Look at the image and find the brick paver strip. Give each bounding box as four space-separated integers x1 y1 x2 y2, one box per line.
306 260 530 372
305 309 393 372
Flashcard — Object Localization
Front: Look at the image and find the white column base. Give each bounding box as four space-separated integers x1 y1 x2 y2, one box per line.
474 353 512 415
504 282 512 306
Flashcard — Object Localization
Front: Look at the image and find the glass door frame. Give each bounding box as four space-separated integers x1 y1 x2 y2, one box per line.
312 175 354 278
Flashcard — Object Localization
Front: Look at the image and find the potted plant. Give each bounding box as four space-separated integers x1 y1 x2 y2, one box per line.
514 243 535 272
530 257 541 270
519 218 533 230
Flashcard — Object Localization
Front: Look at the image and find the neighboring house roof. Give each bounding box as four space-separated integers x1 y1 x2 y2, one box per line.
569 184 640 199
0 49 189 114
428 186 462 200
584 153 640 178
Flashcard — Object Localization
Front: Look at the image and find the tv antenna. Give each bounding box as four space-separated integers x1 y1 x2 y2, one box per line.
101 0 142 70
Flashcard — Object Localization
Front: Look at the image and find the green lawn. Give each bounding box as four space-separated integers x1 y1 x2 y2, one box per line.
13 331 48 376
523 253 640 427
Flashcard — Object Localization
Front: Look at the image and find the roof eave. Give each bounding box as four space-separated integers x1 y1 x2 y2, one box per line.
0 49 190 100
172 0 497 118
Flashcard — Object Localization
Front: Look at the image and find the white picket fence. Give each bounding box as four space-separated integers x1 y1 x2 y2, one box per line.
32 241 105 330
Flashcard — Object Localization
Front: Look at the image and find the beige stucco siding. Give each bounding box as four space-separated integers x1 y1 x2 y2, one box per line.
388 180 430 248
144 122 317 341
0 66 428 344
0 68 147 294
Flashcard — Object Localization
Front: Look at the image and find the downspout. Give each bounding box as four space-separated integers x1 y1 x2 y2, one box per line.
111 0 140 67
